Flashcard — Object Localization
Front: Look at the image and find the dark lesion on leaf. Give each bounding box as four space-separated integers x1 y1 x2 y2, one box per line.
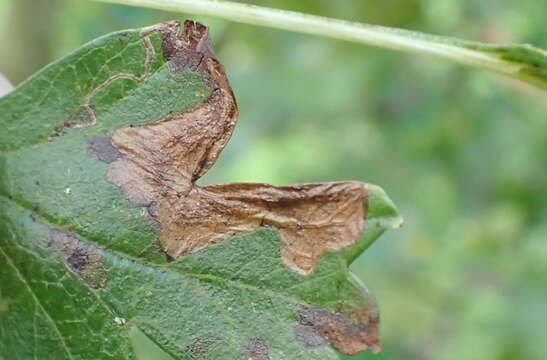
184 336 223 360
295 306 380 355
48 229 107 289
246 338 270 360
104 19 370 276
87 136 121 164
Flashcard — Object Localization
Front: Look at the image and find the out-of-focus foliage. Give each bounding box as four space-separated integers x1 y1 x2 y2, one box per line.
1 0 546 359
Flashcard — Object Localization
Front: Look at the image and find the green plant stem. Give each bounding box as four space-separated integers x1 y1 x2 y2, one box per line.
91 0 546 89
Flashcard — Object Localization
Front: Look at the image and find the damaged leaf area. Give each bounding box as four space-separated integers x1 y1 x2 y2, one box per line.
48 229 107 289
0 20 402 359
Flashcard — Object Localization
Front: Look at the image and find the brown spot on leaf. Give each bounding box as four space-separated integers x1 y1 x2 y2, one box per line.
247 338 270 360
105 20 368 275
295 323 328 349
185 337 221 360
296 306 380 355
48 230 106 288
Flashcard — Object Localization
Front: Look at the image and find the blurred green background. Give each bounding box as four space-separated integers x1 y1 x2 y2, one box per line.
1 0 546 359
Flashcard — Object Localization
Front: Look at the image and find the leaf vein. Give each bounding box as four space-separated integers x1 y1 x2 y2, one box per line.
0 246 75 360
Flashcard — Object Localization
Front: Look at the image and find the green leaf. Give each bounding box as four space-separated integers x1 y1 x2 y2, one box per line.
0 20 401 359
93 0 547 90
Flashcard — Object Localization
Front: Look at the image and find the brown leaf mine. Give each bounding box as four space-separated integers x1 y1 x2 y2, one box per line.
158 182 366 275
105 20 368 275
296 306 380 355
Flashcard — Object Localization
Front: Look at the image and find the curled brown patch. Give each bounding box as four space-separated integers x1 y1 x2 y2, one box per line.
158 182 366 275
105 20 368 275
48 230 106 288
247 338 270 360
296 306 380 355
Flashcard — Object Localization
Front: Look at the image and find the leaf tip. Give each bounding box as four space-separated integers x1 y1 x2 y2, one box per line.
364 183 403 230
